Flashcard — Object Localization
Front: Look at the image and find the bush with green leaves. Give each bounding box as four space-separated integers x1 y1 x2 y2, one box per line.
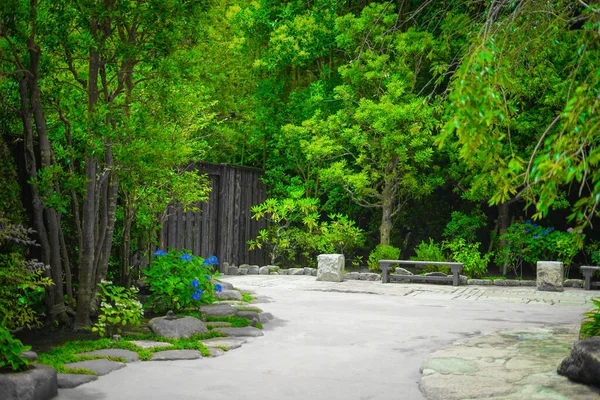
444 238 491 278
443 211 486 243
92 280 144 337
496 221 584 276
411 239 449 274
580 297 600 339
368 245 400 271
0 325 30 372
143 250 218 313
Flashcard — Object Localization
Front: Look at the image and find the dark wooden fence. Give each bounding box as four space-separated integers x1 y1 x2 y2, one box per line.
159 163 268 271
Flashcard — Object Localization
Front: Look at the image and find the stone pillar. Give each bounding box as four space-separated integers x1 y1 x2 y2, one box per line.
317 254 345 282
536 261 564 292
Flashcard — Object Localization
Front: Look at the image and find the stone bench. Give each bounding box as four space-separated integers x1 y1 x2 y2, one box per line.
379 260 464 286
581 266 600 290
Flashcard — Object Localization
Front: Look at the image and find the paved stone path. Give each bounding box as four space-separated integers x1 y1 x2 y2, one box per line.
56 275 598 400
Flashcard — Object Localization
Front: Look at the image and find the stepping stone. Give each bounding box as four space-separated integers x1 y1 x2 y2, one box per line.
215 289 242 301
206 347 225 357
236 311 259 320
212 279 234 290
150 350 202 361
58 374 98 388
199 304 236 317
64 359 125 376
129 340 173 350
215 327 264 337
206 321 232 328
235 306 263 312
77 349 139 362
258 312 274 324
199 338 247 350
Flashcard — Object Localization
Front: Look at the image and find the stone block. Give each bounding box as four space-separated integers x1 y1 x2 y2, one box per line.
259 266 270 275
564 279 583 288
0 365 57 400
317 254 345 282
247 265 260 274
227 266 238 275
537 261 564 292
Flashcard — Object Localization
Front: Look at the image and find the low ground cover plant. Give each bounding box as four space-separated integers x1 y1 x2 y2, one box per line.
580 297 600 339
92 280 144 338
0 325 31 372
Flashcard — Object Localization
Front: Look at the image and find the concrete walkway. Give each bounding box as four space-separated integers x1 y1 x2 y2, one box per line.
57 276 597 400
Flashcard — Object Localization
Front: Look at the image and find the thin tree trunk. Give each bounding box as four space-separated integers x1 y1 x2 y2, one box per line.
380 179 395 246
498 202 511 275
121 198 133 286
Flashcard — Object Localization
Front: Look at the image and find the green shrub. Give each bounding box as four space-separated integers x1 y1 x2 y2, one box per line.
0 325 30 372
411 239 449 274
92 281 144 337
580 297 600 339
443 211 486 243
368 245 400 271
444 238 491 278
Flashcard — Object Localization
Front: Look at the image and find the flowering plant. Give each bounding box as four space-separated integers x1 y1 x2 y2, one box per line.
496 221 584 276
143 249 218 313
92 280 144 337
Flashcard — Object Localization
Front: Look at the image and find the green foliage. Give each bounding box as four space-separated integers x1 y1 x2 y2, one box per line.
411 239 449 274
0 325 31 372
496 222 585 276
92 281 144 338
143 250 217 313
580 297 600 340
443 211 486 243
444 239 490 279
207 315 251 328
368 245 400 271
240 292 255 303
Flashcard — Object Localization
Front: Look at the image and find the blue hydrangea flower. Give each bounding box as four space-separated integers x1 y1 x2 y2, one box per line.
532 224 538 229
203 259 210 265
533 235 540 239
154 250 167 256
180 254 193 262
191 292 201 301
548 227 555 232
215 284 222 293
209 255 218 265
195 288 204 296
541 230 548 235
191 279 200 288
525 220 532 225
204 275 211 280
524 228 530 233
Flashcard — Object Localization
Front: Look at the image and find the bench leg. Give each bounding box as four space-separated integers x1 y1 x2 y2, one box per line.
450 266 460 286
584 271 593 290
380 262 391 283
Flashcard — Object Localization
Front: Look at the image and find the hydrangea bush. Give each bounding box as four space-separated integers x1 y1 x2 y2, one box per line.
143 250 220 313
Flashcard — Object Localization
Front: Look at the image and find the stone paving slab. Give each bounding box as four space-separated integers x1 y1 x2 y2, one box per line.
128 340 174 350
206 347 226 357
215 327 264 337
418 325 600 400
206 321 232 328
198 337 247 350
64 359 126 376
77 349 139 362
149 350 202 361
199 304 236 316
57 374 98 389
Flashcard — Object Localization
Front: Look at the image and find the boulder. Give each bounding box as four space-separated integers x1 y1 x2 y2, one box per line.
20 351 38 362
395 267 413 275
425 272 447 277
279 269 289 275
344 272 360 280
148 315 208 339
227 266 238 275
557 337 600 386
238 267 248 275
215 289 243 301
311 268 317 276
239 264 250 269
537 261 564 292
57 374 97 389
0 365 57 400
362 273 380 281
211 279 234 290
259 266 270 275
304 267 314 275
265 265 280 271
235 310 260 320
317 254 345 282
564 279 584 288
258 312 274 324
247 265 260 275
288 268 305 275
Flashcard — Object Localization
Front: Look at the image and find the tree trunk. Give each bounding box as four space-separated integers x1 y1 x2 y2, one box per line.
498 202 511 275
380 178 395 246
121 198 133 287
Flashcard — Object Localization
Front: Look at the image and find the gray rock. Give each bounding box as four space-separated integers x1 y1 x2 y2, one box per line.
258 312 274 324
270 272 279 275
128 340 173 350
459 275 468 285
265 265 280 271
362 273 380 281
425 272 447 277
247 265 260 274
259 266 270 275
215 327 264 337
317 254 345 282
304 267 314 275
149 315 208 339
344 272 360 280
238 267 248 275
199 338 247 350
199 304 236 316
150 350 202 361
76 349 139 363
227 266 238 275
238 264 250 269
558 337 600 385
493 279 521 286
288 268 305 275
20 351 38 361
206 321 232 328
467 279 493 286
537 261 564 292
64 359 125 376
206 347 225 357
0 365 57 400
279 269 289 275
395 267 413 275
215 289 243 301
236 310 259 320
57 373 98 389
234 305 262 312
564 279 584 288
520 280 536 286
211 279 234 290
493 279 509 286
311 268 317 276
